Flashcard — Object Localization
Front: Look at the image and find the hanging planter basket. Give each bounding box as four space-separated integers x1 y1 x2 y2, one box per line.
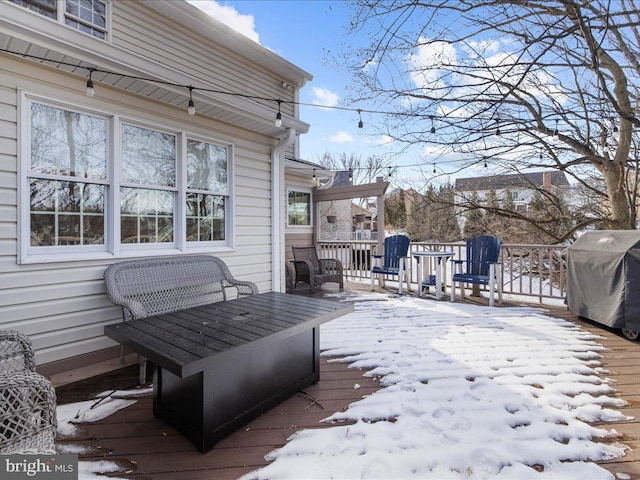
326 215 337 224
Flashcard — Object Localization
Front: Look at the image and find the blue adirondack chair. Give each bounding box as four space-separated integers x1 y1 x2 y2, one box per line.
371 234 411 294
451 235 503 307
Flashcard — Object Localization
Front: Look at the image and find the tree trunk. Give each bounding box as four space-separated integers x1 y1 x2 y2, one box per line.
601 161 633 229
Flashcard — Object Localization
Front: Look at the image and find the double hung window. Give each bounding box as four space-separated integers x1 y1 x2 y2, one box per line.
287 189 312 227
10 0 108 40
22 97 232 262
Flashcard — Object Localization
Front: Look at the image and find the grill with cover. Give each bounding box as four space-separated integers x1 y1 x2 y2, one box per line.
566 230 640 340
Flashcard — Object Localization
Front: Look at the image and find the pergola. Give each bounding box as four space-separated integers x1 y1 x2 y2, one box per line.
313 176 390 254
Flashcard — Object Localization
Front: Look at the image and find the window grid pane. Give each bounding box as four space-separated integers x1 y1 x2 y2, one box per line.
186 194 225 242
121 188 174 244
65 0 107 38
30 103 107 179
30 179 105 246
122 124 176 187
9 0 56 19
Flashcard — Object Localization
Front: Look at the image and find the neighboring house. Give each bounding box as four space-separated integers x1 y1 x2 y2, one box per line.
0 0 314 373
455 171 573 213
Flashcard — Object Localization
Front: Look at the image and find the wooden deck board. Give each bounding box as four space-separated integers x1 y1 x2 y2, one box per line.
55 292 640 479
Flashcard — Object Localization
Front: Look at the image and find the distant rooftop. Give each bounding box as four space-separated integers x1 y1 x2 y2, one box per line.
455 171 570 191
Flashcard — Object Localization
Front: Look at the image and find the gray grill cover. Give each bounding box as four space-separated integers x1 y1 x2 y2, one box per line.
566 230 640 331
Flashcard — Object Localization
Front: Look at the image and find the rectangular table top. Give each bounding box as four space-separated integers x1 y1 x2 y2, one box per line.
104 292 353 378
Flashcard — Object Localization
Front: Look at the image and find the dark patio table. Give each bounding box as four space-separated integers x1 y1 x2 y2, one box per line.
104 291 353 453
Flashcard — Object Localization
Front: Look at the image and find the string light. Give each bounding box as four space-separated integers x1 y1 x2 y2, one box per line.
553 119 559 137
0 48 610 131
495 117 501 136
312 168 317 186
387 166 392 178
86 68 95 97
187 86 196 116
348 169 353 183
433 163 436 174
483 158 488 168
275 100 282 127
357 109 363 129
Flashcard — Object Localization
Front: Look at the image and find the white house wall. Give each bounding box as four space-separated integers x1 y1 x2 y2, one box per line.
0 57 275 366
112 1 297 119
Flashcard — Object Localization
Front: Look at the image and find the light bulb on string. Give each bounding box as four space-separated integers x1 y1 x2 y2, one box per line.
86 68 95 97
483 158 488 168
430 116 436 134
387 166 392 178
433 163 436 174
348 168 353 183
357 109 363 129
187 86 196 116
495 117 501 136
312 168 317 186
553 119 559 137
275 100 282 127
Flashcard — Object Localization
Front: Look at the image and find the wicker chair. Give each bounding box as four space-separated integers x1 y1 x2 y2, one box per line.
292 246 344 292
0 330 57 454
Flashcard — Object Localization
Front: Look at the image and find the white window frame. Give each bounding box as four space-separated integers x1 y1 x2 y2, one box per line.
286 188 313 228
10 0 111 41
18 92 234 264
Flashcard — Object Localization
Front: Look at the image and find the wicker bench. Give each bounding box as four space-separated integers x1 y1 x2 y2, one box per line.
104 255 258 383
0 330 57 454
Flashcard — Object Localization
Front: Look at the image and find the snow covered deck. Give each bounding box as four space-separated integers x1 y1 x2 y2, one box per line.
53 283 640 479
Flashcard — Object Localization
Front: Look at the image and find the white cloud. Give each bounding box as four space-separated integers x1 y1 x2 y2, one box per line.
312 87 340 107
406 39 457 91
364 135 394 145
188 1 260 44
329 131 354 143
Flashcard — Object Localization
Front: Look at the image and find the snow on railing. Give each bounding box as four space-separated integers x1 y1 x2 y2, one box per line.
317 240 567 304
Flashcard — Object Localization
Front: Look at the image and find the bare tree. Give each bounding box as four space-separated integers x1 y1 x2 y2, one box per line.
340 0 640 231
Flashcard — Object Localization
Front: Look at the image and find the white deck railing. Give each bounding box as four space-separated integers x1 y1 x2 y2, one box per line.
317 241 567 303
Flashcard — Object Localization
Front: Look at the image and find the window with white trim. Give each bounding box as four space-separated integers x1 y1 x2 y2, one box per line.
120 124 176 244
287 189 312 226
10 0 108 40
22 97 233 262
28 103 107 247
186 139 229 242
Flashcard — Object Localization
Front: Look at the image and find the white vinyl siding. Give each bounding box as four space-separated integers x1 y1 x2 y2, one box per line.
0 59 273 365
110 2 296 119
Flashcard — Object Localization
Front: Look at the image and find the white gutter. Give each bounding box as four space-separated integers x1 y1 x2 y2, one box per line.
271 128 296 292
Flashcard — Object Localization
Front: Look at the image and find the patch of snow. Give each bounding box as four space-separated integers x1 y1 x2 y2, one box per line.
242 294 630 479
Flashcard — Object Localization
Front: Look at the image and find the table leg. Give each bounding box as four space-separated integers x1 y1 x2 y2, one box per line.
442 258 448 299
435 258 442 300
417 257 423 297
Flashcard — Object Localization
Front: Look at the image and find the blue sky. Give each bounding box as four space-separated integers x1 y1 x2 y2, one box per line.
188 1 422 183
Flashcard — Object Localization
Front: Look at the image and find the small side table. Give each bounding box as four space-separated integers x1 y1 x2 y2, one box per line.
412 251 455 300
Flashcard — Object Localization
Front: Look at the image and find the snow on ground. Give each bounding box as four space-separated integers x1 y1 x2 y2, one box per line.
243 293 631 480
57 387 151 479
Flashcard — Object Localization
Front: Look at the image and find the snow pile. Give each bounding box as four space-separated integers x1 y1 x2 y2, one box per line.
57 387 151 479
244 294 630 479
